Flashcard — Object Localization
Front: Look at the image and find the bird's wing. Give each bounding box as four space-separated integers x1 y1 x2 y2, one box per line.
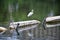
27 12 33 17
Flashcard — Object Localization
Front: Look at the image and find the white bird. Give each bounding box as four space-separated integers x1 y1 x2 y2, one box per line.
27 9 34 17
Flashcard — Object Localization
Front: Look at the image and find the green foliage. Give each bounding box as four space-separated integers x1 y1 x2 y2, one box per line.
0 0 59 23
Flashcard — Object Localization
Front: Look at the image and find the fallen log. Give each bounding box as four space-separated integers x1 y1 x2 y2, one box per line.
46 16 60 27
46 16 60 22
9 20 40 30
0 27 7 34
0 20 40 34
46 24 60 27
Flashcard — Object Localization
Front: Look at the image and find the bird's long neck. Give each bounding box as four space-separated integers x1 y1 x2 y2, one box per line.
16 24 19 35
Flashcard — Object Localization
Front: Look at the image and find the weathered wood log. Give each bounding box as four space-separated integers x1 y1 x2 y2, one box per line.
0 27 7 34
46 16 60 22
46 16 60 27
46 24 60 27
9 20 40 29
0 20 40 34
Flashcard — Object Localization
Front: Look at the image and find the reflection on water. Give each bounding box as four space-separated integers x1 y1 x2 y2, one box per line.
0 24 59 40
0 24 38 40
48 10 54 17
0 36 57 40
0 37 19 40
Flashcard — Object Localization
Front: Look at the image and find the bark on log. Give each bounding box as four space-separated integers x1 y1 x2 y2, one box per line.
46 16 60 27
9 20 40 29
0 27 7 34
46 16 60 22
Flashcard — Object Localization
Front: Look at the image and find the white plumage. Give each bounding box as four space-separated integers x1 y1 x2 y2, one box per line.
27 9 34 17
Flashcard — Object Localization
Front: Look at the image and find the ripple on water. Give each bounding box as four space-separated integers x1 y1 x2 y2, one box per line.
0 37 20 40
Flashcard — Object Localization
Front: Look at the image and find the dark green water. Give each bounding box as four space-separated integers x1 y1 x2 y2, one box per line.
0 0 59 40
0 0 59 22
